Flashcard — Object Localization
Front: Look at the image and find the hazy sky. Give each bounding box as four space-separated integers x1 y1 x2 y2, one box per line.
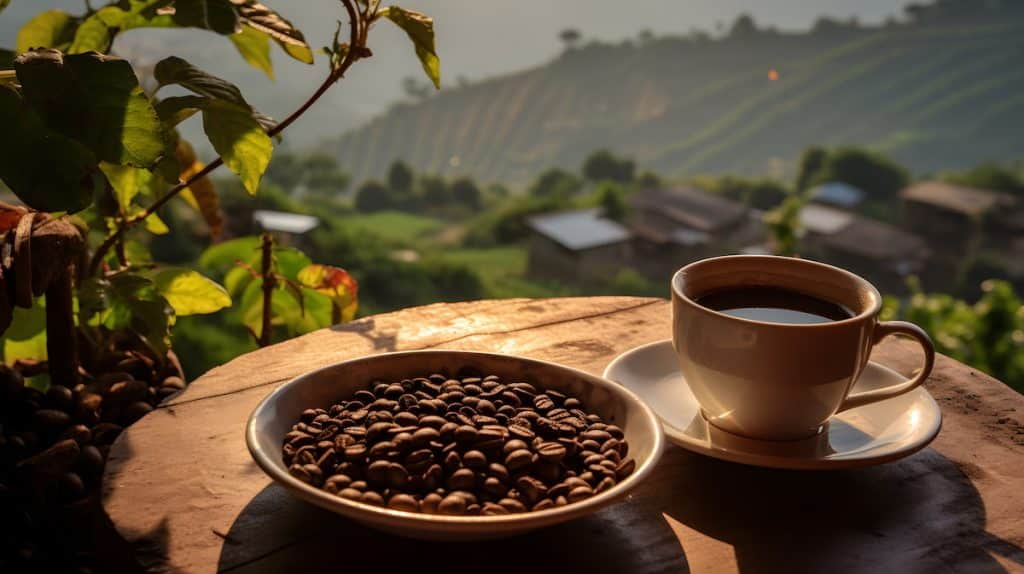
2 1 909 144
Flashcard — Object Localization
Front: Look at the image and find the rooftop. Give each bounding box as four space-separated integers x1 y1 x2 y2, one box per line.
526 209 631 251
253 210 320 235
800 204 928 261
800 203 853 234
810 181 866 208
900 181 1012 216
629 187 747 232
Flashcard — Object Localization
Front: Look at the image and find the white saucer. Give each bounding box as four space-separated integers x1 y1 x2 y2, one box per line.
603 340 942 470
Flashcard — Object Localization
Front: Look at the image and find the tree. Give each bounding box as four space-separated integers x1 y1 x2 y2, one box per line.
354 180 394 212
795 146 827 194
451 177 482 211
583 149 635 183
730 14 758 38
420 175 451 206
597 181 628 221
811 147 909 201
637 171 663 190
387 160 415 194
559 28 582 50
530 168 582 199
942 163 1024 197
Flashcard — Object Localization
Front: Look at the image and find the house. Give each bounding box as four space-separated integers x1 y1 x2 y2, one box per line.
900 181 1015 248
799 203 930 294
252 210 320 247
627 187 766 277
525 209 632 281
809 181 865 209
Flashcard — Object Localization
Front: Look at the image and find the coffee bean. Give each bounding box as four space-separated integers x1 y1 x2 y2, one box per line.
388 493 419 512
537 442 567 462
516 476 547 505
421 492 442 514
504 449 533 472
454 425 478 442
488 463 511 484
366 422 395 442
482 502 509 515
567 485 595 503
446 468 476 491
324 474 353 494
595 476 616 493
338 488 362 501
368 441 398 459
502 439 529 455
482 476 509 498
284 372 636 515
533 394 555 411
615 459 636 480
438 494 467 515
463 450 487 469
532 499 555 511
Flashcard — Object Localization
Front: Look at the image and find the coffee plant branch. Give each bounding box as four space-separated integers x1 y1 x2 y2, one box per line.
89 0 366 276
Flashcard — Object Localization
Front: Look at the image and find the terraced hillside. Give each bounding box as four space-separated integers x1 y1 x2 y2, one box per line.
331 14 1024 184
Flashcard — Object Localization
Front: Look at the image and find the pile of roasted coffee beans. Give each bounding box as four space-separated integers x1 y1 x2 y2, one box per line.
0 350 186 573
282 372 636 515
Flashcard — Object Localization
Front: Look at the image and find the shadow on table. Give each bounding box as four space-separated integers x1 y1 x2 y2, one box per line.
215 447 1023 574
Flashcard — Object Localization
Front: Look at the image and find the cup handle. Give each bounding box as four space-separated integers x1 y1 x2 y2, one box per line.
838 321 936 412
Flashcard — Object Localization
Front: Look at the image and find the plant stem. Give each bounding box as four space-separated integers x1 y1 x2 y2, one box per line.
258 233 275 347
45 264 80 387
88 0 365 276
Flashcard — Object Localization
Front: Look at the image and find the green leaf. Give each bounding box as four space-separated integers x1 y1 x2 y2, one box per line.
153 56 275 130
224 264 254 296
232 2 313 64
0 299 49 363
380 6 440 89
99 162 154 211
0 50 14 69
172 0 240 35
199 235 260 273
271 246 312 280
201 99 272 194
152 267 231 316
229 25 274 79
16 10 77 54
155 55 247 105
15 50 167 167
105 273 174 353
155 95 209 128
143 211 170 234
0 85 102 212
68 13 114 54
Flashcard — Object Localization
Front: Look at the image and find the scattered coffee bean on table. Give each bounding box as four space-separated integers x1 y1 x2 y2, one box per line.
281 371 635 515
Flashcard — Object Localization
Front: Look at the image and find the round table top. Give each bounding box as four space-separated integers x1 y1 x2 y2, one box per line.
102 297 1024 573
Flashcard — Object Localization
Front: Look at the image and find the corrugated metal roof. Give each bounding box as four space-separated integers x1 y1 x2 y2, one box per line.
800 204 852 234
810 181 865 208
629 187 747 232
253 210 320 234
526 209 631 251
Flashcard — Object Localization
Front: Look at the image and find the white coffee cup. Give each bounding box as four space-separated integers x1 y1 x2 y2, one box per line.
672 255 935 441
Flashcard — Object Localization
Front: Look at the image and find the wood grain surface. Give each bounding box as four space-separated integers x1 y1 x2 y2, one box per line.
101 297 1024 573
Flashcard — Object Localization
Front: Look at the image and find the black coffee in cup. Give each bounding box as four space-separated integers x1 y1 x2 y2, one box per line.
695 286 853 325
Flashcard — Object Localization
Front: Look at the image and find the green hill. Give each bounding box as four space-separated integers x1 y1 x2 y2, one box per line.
330 5 1024 185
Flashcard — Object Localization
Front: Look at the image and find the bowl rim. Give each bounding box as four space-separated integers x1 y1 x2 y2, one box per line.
246 349 665 531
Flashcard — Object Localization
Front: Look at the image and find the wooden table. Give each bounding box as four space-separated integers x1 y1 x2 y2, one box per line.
102 297 1024 573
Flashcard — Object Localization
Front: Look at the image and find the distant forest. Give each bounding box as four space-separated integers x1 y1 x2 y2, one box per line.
330 0 1024 185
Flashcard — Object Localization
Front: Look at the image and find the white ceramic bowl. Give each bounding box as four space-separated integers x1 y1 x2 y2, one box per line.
246 350 664 540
